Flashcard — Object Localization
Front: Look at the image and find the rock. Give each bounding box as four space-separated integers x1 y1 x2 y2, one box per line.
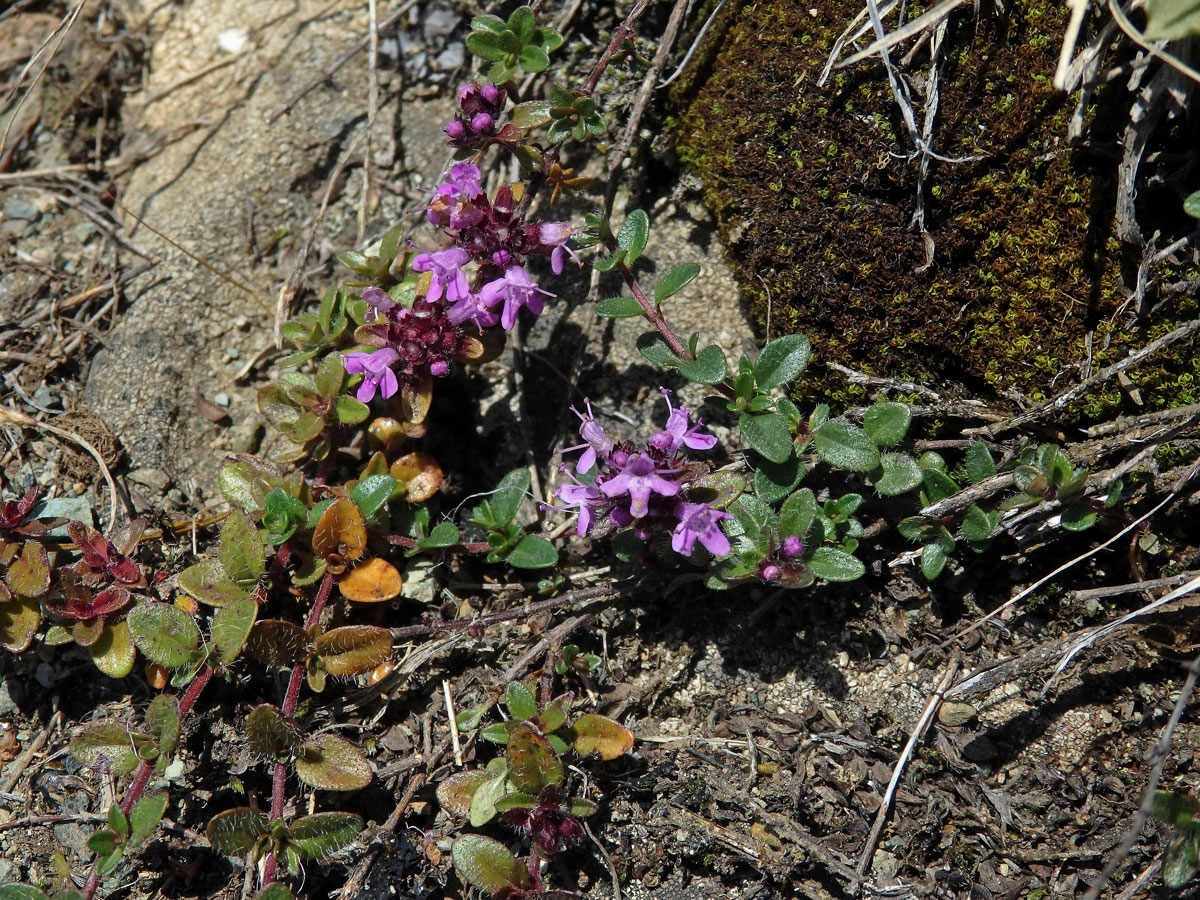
127 467 171 493
33 496 93 537
938 701 978 727
0 679 21 717
3 199 39 221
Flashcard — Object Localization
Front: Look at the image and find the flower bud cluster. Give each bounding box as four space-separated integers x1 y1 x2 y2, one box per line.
555 390 732 558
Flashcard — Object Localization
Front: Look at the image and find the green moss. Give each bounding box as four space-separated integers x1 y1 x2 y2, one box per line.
670 0 1198 419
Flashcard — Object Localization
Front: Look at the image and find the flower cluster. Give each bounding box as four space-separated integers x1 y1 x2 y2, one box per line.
757 534 806 585
555 390 731 558
344 146 578 403
444 81 516 150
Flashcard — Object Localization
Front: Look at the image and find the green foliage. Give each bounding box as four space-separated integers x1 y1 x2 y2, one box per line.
467 6 564 82
547 84 606 143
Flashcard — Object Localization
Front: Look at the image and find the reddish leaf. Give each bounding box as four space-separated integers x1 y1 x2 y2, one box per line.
506 724 563 793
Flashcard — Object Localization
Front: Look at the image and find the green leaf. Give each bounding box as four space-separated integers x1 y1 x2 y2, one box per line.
874 452 923 495
961 505 996 542
862 402 911 446
287 812 363 859
1154 791 1200 828
144 695 180 759
206 807 269 857
128 792 168 847
262 488 306 544
1061 503 1098 532
517 43 550 73
507 534 558 569
753 454 803 504
1165 832 1200 888
780 489 818 539
315 625 392 677
806 547 865 582
1145 0 1200 39
251 886 296 900
211 598 257 665
1186 190 1200 219
654 263 701 303
0 887 51 900
636 331 680 368
616 210 650 266
453 835 526 893
335 394 370 425
753 334 811 389
218 509 264 586
87 828 119 856
812 422 881 471
71 723 143 776
504 682 538 721
350 474 396 520
127 603 201 668
594 296 646 318
416 521 461 550
469 769 510 825
921 467 961 504
740 412 794 464
178 559 251 607
491 469 530 526
295 735 374 791
678 345 727 384
921 541 949 580
245 704 303 760
466 30 507 61
108 803 130 840
963 443 996 483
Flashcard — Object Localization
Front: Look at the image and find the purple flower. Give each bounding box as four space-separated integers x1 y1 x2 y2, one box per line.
537 222 580 275
671 501 732 557
781 535 804 558
562 402 613 473
649 389 717 455
362 286 397 318
412 247 472 304
555 472 606 536
445 82 507 149
600 452 680 518
343 348 400 402
445 289 500 330
445 161 483 199
478 264 554 330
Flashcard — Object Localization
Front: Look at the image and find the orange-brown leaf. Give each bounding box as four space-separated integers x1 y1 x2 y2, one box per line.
312 498 366 562
338 557 402 603
390 453 443 503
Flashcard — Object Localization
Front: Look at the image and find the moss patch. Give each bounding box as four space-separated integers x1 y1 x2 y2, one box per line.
672 0 1200 417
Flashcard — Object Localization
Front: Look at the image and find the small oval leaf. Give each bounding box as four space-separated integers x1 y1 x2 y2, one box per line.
570 713 634 761
338 558 403 603
315 625 392 677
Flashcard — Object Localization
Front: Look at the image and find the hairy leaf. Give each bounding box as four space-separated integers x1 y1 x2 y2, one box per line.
246 704 304 760
287 812 363 858
127 603 201 668
753 334 811 389
570 714 635 760
806 547 865 582
295 734 373 791
812 422 880 471
211 598 257 665
206 807 269 856
452 834 526 893
219 509 265 585
338 558 403 603
506 724 563 793
315 625 392 677
245 619 309 667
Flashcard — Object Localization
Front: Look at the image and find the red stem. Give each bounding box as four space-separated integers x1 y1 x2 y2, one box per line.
581 0 653 97
83 664 215 900
262 570 335 888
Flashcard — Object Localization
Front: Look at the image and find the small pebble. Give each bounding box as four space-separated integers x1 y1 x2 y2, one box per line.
213 392 231 407
938 701 978 727
225 347 240 360
74 222 98 242
4 199 39 221
218 27 249 53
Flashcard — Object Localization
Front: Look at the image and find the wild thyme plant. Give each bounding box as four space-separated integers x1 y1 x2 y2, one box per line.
0 3 1159 900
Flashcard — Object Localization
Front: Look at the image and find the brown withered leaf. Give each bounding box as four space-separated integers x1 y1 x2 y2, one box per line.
569 714 635 761
245 619 310 666
315 625 392 677
312 498 366 562
390 453 443 503
338 557 403 603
